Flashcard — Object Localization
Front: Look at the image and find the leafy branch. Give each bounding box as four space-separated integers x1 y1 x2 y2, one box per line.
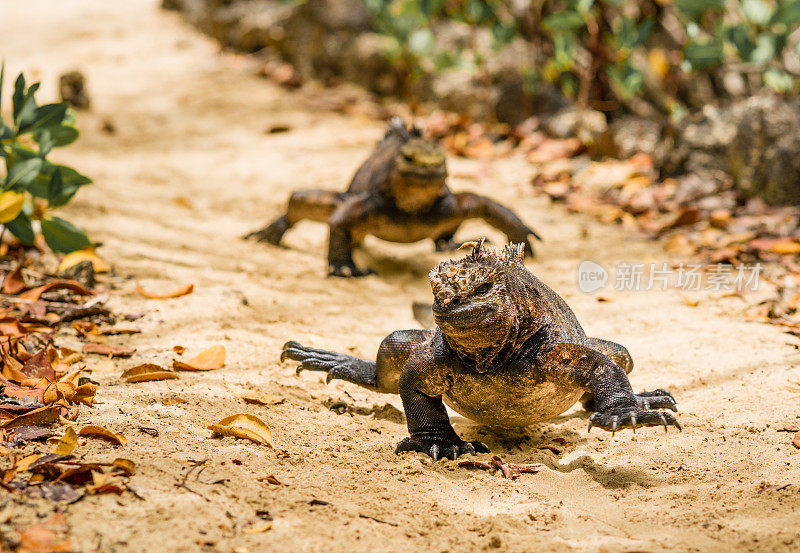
0 63 93 253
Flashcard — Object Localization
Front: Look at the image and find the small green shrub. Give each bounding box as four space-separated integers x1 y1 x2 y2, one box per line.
0 63 93 253
349 1 800 116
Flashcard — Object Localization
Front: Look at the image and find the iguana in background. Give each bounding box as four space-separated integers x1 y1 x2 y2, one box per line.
246 118 540 277
282 240 680 460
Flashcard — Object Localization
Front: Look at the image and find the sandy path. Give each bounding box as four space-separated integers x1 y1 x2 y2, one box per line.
4 1 800 551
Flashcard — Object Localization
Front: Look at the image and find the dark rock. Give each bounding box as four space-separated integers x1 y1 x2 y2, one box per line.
666 95 800 205
59 259 95 289
59 70 90 109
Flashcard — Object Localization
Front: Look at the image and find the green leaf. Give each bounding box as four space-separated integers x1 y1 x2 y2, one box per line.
741 0 773 25
19 103 67 134
45 168 81 208
615 16 655 50
770 0 800 26
40 217 93 253
543 11 585 31
684 39 724 69
4 158 43 190
47 169 63 206
5 212 35 245
552 32 577 70
763 67 794 92
12 76 39 131
12 73 25 121
7 143 39 161
45 125 79 147
726 24 756 60
607 60 644 99
29 162 91 199
36 129 55 157
674 0 725 19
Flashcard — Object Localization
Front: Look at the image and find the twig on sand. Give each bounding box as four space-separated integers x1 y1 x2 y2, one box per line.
458 455 541 479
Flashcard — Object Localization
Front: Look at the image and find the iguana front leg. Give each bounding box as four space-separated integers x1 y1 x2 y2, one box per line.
327 195 375 277
541 343 680 434
451 193 541 257
396 357 488 461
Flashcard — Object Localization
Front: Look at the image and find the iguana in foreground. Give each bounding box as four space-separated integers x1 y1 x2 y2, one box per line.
282 240 680 460
246 118 540 277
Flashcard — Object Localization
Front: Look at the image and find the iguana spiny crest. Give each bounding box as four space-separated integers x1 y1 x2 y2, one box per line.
429 239 525 305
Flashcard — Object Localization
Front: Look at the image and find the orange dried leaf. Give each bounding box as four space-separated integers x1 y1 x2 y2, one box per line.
208 414 273 446
240 391 283 405
173 345 225 371
112 458 136 476
0 405 61 429
18 280 94 301
0 317 28 337
121 363 179 383
161 395 188 406
78 425 126 445
681 295 699 307
52 427 77 455
2 265 27 294
793 431 800 450
136 283 194 299
750 238 800 255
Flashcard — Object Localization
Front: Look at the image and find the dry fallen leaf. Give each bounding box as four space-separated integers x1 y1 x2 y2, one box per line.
243 522 273 534
0 405 61 429
208 414 273 446
161 395 188 406
15 453 41 472
793 431 800 450
173 345 225 371
2 264 27 294
52 427 77 456
258 474 283 485
680 294 699 307
136 283 194 299
750 238 800 255
82 343 135 357
78 425 126 446
239 391 284 405
121 364 179 383
112 458 136 476
18 280 94 301
58 249 111 273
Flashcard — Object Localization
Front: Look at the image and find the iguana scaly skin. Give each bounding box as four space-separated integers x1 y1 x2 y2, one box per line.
282 240 680 460
246 118 540 277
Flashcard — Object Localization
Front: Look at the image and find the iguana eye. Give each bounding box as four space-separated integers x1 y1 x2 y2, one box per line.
474 282 492 295
402 153 414 162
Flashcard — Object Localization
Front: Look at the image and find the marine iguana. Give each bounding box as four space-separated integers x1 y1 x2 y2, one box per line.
246 118 540 277
282 239 680 460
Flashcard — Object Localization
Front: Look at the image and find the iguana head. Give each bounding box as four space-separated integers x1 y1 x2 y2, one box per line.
390 137 448 211
429 239 528 371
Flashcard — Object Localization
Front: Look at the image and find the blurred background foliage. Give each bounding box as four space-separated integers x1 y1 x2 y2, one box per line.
358 0 800 119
